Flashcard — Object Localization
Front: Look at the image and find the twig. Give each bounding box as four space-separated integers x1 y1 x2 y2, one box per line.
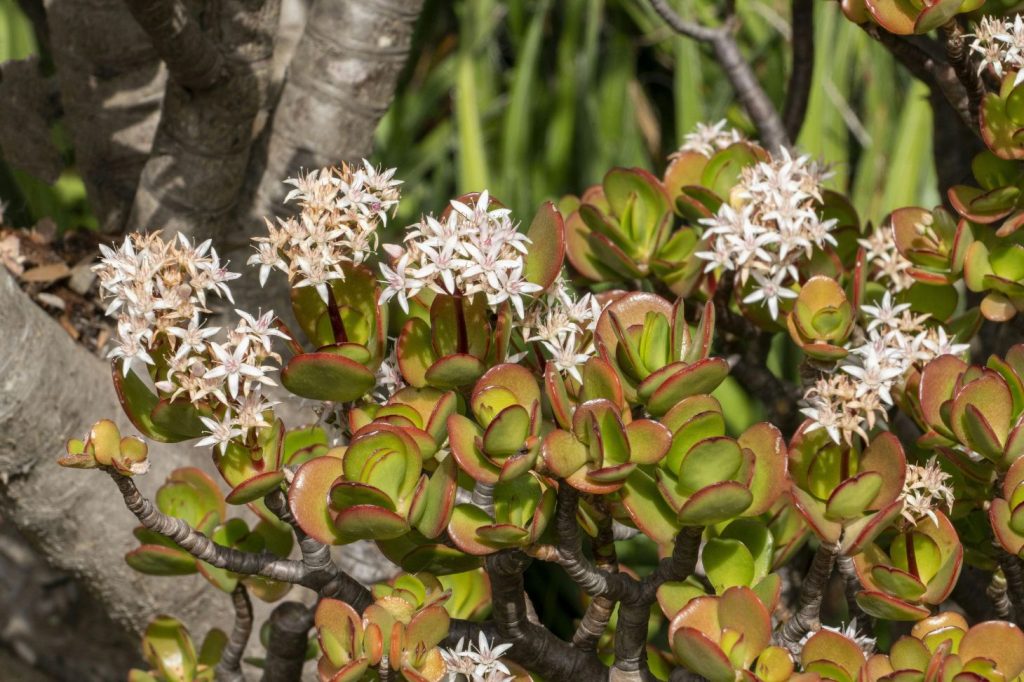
122 0 226 91
836 554 870 633
940 19 987 126
862 24 976 135
215 584 253 682
782 0 814 140
108 470 307 583
988 570 1014 622
777 542 837 653
647 0 789 153
260 601 313 682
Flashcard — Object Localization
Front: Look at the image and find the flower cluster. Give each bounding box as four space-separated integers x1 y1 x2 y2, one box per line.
695 150 837 319
379 191 541 317
675 119 746 157
440 633 515 682
858 223 914 293
899 457 956 526
969 14 1024 86
93 232 240 376
520 277 603 382
250 161 402 301
802 293 969 445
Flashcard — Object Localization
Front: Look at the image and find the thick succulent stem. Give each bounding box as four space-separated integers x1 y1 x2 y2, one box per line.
109 470 307 582
215 584 254 681
998 550 1024 629
940 19 986 126
836 554 868 626
260 601 312 682
573 511 618 651
778 542 837 653
989 570 1014 621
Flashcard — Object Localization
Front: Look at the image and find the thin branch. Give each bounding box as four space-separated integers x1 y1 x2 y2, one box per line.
862 24 976 135
940 19 987 127
782 0 814 141
647 0 788 153
264 489 373 611
122 0 226 91
777 542 837 653
215 584 253 682
108 470 307 583
260 601 313 682
988 569 1014 622
836 554 869 630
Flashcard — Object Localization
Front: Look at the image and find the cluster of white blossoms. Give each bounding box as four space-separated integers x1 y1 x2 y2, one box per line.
94 232 240 376
695 150 837 320
969 14 1024 86
675 119 746 158
801 292 970 445
899 457 956 527
857 224 914 293
379 191 542 318
250 161 402 302
440 633 515 682
94 232 288 454
520 277 603 383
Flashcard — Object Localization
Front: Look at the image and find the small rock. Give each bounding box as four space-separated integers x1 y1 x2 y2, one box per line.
68 259 96 295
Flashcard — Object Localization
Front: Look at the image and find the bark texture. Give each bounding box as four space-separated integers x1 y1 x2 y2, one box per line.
42 0 166 232
0 269 227 638
242 0 425 232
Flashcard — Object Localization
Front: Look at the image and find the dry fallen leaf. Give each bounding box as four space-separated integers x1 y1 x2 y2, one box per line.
20 262 71 283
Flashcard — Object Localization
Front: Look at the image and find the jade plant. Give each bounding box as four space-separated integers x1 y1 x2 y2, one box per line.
55 3 1024 680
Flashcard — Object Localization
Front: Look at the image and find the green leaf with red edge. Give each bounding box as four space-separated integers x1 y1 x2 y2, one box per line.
409 456 457 539
330 481 396 512
959 621 1024 678
800 628 867 678
604 167 671 248
856 590 931 621
282 352 375 402
672 628 734 682
447 414 500 484
156 468 225 529
841 501 904 555
919 354 968 437
334 505 409 543
913 0 966 34
625 419 672 465
482 405 530 457
141 616 199 682
790 487 842 545
315 598 362 668
738 422 786 516
523 202 565 290
289 456 346 545
825 472 883 521
718 587 771 666
701 143 764 199
425 354 486 389
677 437 743 494
406 604 450 654
981 90 1024 161
702 538 754 592
397 318 436 388
620 468 681 545
677 481 753 526
871 565 927 601
225 471 285 505
950 373 1013 456
539 429 587 478
864 0 918 35
564 210 618 281
580 356 625 407
646 358 730 417
447 504 501 556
